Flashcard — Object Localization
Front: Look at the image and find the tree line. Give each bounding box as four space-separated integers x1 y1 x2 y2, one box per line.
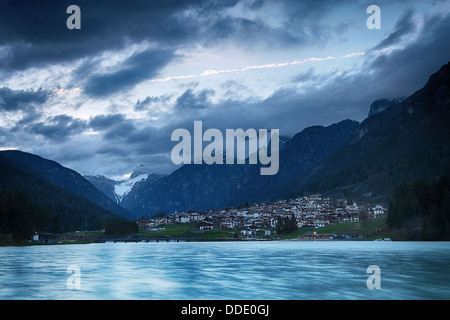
387 177 450 240
104 219 138 236
0 187 136 240
276 213 298 235
0 188 55 240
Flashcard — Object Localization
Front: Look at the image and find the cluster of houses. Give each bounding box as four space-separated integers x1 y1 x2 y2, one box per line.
137 194 387 238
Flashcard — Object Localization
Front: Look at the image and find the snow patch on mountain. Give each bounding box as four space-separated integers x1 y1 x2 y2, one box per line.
113 173 148 203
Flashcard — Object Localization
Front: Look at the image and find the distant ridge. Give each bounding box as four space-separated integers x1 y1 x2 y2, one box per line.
0 154 123 233
0 150 134 220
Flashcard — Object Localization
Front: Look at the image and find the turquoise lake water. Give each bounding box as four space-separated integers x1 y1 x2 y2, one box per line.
0 241 449 300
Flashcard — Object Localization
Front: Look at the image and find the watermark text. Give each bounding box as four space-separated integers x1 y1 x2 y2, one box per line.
171 121 279 175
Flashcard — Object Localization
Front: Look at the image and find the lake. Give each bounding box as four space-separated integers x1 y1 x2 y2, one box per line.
0 241 449 300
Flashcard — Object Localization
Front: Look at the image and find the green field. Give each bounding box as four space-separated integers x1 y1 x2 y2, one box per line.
138 224 239 240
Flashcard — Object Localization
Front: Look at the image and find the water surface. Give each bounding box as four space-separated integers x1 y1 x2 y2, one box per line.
0 241 449 299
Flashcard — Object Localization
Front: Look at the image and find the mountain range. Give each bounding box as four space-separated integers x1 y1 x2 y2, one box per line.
1 61 449 226
120 119 360 216
120 61 450 217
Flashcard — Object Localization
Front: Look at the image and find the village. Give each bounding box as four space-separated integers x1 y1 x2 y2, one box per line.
137 194 387 240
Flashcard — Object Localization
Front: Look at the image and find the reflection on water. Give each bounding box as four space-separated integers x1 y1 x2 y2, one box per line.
0 241 449 299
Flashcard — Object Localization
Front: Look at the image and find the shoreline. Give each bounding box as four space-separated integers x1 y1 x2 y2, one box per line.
3 237 441 247
0 237 364 247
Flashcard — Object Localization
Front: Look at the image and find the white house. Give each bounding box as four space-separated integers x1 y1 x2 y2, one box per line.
178 215 190 223
188 212 204 222
371 205 386 218
312 220 326 228
199 222 214 231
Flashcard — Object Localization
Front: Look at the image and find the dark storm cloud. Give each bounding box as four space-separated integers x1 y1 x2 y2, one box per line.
0 0 242 73
0 87 50 112
89 114 127 130
0 1 129 72
82 48 177 97
203 0 359 49
0 1 195 72
372 9 417 51
268 0 358 45
26 115 87 142
134 95 172 111
12 111 43 129
121 124 181 157
103 121 137 141
174 89 215 110
206 16 304 48
0 0 353 75
88 114 137 141
19 112 136 145
367 13 450 97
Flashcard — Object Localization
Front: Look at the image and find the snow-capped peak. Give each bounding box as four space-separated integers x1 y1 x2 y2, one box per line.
113 173 148 203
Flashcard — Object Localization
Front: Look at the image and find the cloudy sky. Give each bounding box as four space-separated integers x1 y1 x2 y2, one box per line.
1 0 449 179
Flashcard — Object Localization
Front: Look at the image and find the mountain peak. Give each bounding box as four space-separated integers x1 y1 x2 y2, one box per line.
368 98 404 117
